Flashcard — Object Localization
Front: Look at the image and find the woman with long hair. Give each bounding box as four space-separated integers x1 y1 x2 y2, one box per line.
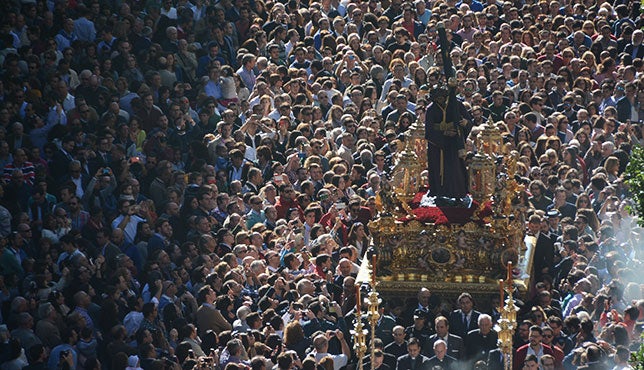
347 222 369 254
573 130 591 155
396 112 414 134
562 146 579 170
414 67 428 87
359 98 373 120
325 105 344 128
595 57 617 86
518 142 538 167
521 31 535 48
557 65 574 89
283 320 311 360
581 51 598 75
603 156 620 182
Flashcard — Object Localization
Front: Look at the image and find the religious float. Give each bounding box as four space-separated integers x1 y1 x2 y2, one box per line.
358 21 529 370
369 117 536 305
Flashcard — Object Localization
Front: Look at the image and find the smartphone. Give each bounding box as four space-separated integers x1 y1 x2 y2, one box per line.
335 202 346 210
274 174 283 184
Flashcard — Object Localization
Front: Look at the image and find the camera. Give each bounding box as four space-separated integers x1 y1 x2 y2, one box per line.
60 350 69 359
102 168 110 175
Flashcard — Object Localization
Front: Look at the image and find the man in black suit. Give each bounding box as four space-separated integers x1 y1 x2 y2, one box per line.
465 314 498 364
51 136 76 183
365 349 392 370
402 288 437 327
426 340 456 370
422 316 464 360
227 149 253 185
384 325 408 360
623 30 644 59
616 82 637 123
448 292 480 339
396 338 430 370
527 214 555 282
88 136 113 175
486 348 504 370
364 339 397 370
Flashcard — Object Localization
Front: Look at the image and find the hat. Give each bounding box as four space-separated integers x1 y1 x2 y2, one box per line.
413 309 426 318
546 210 561 218
128 355 140 367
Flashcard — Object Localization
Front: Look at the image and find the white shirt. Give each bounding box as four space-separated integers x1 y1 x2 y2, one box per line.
314 352 347 370
111 214 145 244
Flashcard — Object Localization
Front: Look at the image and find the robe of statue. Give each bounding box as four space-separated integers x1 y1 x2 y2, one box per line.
424 97 472 198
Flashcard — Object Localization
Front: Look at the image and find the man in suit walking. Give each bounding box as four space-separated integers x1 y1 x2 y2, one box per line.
396 338 430 370
465 314 498 364
448 292 480 339
422 316 464 360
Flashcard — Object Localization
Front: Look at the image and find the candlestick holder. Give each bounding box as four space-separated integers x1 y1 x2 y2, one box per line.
495 264 518 370
351 311 368 370
367 289 381 365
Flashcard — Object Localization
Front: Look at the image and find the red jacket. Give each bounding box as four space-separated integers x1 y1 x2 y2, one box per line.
275 196 303 220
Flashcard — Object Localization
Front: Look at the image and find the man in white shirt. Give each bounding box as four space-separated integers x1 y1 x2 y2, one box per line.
312 331 351 370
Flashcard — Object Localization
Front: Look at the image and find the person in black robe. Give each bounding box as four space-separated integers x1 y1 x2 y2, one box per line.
424 81 472 198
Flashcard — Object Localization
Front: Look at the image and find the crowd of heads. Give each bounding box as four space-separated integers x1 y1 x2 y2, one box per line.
0 0 643 369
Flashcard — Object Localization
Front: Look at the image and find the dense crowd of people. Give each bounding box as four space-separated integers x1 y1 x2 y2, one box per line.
0 0 643 369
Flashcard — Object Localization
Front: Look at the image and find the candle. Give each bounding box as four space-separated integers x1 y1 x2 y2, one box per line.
499 279 504 304
356 285 361 316
507 261 513 286
372 254 377 287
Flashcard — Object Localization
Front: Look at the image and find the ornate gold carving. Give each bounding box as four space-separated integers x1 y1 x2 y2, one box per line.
372 216 532 297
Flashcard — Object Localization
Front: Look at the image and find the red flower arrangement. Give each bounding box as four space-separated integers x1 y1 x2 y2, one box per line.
398 192 493 225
